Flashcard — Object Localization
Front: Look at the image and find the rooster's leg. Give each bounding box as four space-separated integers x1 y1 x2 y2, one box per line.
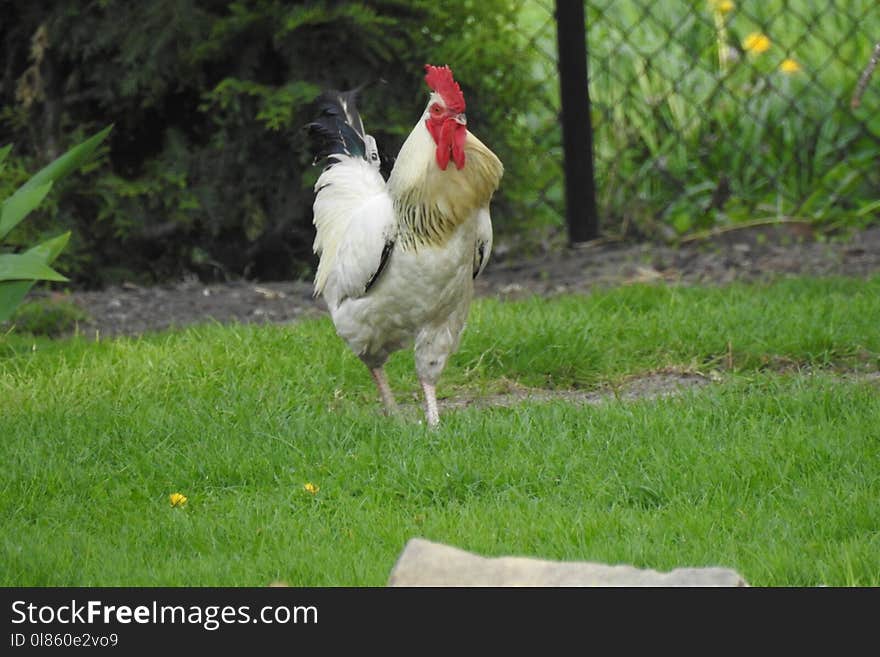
420 380 440 428
370 367 397 414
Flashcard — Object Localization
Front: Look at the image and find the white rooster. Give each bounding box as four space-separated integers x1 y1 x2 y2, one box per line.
307 64 503 427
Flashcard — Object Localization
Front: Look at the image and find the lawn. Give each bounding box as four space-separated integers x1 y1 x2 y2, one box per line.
1 276 879 586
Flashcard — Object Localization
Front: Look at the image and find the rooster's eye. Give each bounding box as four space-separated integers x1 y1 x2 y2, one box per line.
430 104 443 116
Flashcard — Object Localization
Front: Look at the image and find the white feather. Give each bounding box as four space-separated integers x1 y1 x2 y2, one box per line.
363 134 380 169
330 215 479 375
473 206 493 278
312 156 395 307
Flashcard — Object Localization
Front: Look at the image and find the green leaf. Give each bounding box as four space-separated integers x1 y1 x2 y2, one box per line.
0 181 53 240
0 251 69 283
0 232 70 323
0 281 31 323
18 125 113 194
856 199 880 217
22 231 71 263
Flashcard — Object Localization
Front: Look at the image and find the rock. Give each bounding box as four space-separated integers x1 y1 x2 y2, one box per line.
387 538 747 587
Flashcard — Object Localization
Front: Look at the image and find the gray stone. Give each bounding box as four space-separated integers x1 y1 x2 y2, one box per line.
387 538 748 587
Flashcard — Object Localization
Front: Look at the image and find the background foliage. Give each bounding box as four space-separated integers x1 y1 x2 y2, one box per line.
1 0 541 286
2 1 878 287
515 0 880 238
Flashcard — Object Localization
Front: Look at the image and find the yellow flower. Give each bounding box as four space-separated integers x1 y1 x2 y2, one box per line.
303 482 319 495
169 492 188 507
709 0 735 14
779 58 801 74
743 32 771 55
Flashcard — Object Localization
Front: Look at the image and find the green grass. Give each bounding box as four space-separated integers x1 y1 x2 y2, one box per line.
4 296 90 337
2 276 879 586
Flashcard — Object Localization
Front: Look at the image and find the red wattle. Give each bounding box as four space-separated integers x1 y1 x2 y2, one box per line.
427 118 466 171
452 123 467 170
436 144 451 170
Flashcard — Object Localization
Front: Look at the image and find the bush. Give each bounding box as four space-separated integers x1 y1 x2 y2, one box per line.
0 1 543 286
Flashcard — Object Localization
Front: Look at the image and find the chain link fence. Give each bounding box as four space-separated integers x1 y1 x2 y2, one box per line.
510 0 880 240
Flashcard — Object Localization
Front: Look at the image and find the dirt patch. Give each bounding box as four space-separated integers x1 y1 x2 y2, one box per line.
24 223 880 337
440 367 880 411
63 279 321 338
442 372 714 410
409 367 879 414
477 222 880 299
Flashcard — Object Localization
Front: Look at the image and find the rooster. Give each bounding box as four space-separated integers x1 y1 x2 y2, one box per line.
307 64 503 427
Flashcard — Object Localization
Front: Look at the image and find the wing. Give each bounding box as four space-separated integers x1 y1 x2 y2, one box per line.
472 206 493 279
312 156 396 308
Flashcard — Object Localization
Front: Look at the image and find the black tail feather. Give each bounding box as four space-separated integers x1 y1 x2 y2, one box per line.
306 90 374 165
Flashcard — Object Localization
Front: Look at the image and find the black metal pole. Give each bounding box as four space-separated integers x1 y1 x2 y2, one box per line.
555 0 599 243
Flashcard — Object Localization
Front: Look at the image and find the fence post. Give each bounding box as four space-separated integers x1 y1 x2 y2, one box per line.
555 0 599 243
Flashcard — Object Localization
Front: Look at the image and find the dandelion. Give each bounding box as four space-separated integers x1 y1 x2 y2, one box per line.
708 0 735 14
779 58 801 74
169 492 188 507
303 482 319 495
743 32 771 55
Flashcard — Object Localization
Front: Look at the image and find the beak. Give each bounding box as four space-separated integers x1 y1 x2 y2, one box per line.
454 113 467 126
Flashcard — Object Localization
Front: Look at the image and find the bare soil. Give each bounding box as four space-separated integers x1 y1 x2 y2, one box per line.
60 223 880 338
441 371 716 409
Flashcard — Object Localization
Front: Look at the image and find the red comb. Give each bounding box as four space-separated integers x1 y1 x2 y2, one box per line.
424 64 466 113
